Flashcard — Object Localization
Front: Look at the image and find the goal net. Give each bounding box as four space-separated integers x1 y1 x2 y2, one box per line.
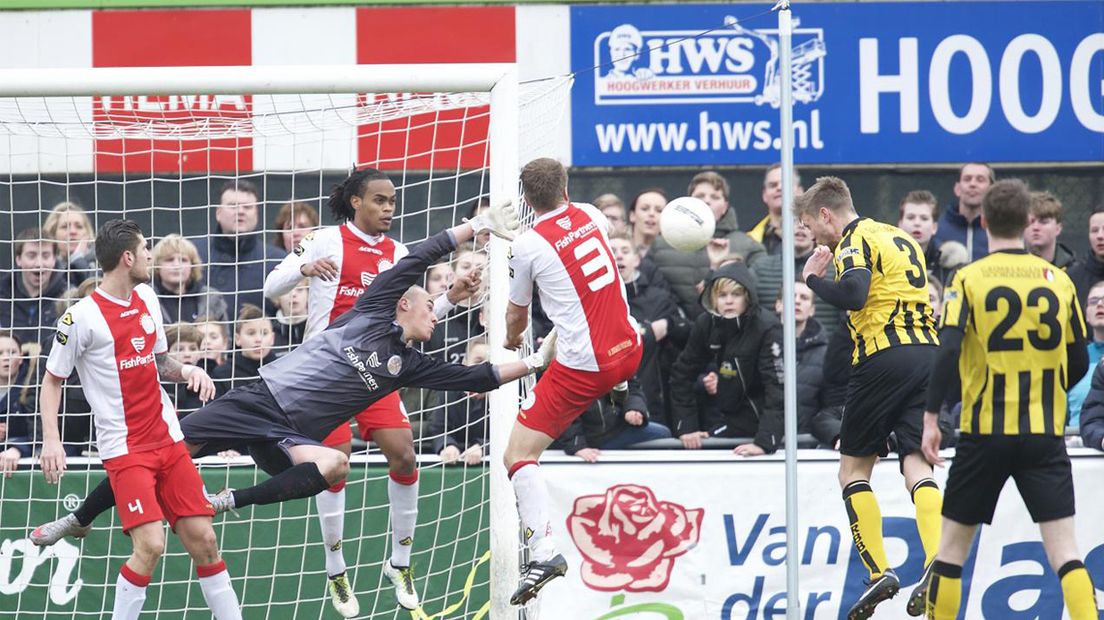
0 64 571 619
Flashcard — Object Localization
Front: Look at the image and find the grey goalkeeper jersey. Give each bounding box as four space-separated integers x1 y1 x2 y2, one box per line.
258 229 500 442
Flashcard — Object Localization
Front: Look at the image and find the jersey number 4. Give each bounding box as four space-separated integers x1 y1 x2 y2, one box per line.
575 237 615 292
128 499 144 515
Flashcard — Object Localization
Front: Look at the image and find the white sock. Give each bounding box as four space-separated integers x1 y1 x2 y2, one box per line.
113 567 148 620
315 488 348 578
510 463 556 562
388 474 419 567
197 561 242 620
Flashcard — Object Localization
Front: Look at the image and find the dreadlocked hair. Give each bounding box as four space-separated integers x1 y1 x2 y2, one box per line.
328 167 391 221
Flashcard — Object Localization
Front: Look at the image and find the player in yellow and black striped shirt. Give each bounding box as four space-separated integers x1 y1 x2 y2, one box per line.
921 179 1096 620
796 176 942 620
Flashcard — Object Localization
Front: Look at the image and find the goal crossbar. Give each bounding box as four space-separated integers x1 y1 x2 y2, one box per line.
0 63 516 97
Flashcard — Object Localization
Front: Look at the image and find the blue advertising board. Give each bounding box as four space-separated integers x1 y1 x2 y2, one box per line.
570 2 1104 166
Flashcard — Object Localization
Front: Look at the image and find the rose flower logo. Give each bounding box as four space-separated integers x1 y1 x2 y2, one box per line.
566 484 704 592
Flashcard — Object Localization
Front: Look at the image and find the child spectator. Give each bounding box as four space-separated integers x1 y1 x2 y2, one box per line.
0 331 36 476
427 246 486 365
272 279 309 353
152 234 228 323
195 315 230 366
429 341 490 466
669 262 783 455
165 323 208 418
211 304 277 398
273 201 319 254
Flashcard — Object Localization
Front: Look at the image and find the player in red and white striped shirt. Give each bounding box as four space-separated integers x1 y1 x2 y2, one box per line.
264 168 479 614
503 159 642 604
38 220 241 620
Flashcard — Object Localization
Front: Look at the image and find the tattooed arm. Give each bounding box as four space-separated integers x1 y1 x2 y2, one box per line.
156 353 216 403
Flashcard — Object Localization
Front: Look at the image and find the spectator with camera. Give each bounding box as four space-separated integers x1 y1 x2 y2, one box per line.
669 261 782 455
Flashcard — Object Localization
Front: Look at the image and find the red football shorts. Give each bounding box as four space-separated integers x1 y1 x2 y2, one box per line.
518 344 643 439
103 441 214 533
322 391 410 446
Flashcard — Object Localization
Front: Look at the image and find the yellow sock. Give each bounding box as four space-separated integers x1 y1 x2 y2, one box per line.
1059 561 1098 620
925 561 962 620
911 479 943 566
843 481 888 579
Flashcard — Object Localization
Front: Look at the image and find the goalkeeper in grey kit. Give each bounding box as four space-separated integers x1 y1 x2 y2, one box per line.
32 202 553 609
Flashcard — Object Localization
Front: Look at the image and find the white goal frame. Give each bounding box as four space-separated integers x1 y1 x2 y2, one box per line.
0 62 522 618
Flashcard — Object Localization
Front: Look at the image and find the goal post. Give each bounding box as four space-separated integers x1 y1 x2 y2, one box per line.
0 62 546 619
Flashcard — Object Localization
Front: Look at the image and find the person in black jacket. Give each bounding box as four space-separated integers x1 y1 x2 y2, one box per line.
1080 362 1104 452
165 323 213 418
1 229 69 349
0 331 36 475
429 341 490 466
555 378 670 462
271 280 308 355
152 234 228 323
609 231 689 426
1067 203 1104 317
194 180 286 317
774 281 827 433
669 261 783 455
210 304 278 400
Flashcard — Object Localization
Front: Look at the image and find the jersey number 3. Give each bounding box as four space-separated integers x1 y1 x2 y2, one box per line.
575 237 615 292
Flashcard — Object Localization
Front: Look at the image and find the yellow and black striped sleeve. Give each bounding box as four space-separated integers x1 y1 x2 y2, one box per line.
833 229 871 277
939 269 970 331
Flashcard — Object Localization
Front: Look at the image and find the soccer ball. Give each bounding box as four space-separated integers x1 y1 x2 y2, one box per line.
660 196 715 252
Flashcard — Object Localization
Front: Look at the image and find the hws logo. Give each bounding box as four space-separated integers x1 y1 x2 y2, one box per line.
593 16 825 108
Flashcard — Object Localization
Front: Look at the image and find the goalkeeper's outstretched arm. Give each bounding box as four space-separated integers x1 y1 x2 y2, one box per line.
348 201 519 319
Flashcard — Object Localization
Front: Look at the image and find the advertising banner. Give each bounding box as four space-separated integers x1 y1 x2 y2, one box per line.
570 2 1104 166
540 452 1104 620
0 464 488 619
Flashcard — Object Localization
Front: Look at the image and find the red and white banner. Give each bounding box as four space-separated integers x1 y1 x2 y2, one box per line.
539 451 1104 620
0 6 518 174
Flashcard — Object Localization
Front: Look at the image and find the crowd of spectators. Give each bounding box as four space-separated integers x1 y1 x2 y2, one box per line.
2 165 1103 472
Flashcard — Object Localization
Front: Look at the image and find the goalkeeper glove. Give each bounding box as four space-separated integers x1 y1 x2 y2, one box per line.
467 198 521 241
522 329 557 373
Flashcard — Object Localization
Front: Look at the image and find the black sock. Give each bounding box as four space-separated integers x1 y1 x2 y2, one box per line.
231 462 329 509
74 477 116 527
